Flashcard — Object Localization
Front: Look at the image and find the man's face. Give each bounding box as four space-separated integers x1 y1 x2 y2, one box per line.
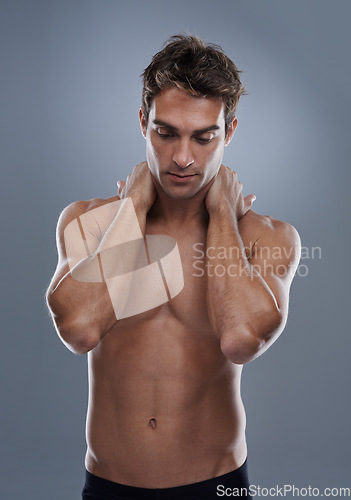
139 87 237 200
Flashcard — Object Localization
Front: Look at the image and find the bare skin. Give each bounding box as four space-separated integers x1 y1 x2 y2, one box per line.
46 88 300 488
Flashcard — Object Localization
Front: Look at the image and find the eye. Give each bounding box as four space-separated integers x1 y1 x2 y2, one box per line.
196 133 214 144
156 127 175 138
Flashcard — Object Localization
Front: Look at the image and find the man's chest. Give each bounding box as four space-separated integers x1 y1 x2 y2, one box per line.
142 219 255 333
99 214 259 359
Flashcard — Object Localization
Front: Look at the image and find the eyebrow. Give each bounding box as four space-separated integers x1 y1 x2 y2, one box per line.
152 119 220 135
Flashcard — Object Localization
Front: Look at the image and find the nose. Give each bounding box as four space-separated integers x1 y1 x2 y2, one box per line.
172 139 194 169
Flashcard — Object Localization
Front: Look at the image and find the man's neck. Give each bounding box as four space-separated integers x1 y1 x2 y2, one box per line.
148 184 210 231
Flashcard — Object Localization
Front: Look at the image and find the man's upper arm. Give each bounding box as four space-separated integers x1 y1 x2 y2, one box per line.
47 200 90 295
48 195 123 295
249 217 301 321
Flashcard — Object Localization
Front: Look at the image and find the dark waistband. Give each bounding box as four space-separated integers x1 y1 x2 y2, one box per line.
84 459 250 499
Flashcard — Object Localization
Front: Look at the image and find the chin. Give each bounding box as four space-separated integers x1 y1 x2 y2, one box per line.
163 183 202 200
170 192 196 200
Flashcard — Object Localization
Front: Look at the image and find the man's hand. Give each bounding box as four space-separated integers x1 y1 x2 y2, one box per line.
117 162 157 212
205 165 256 220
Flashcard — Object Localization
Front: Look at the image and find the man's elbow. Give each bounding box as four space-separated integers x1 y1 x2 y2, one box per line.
57 323 100 355
220 309 285 364
220 329 264 364
46 291 100 355
47 309 99 355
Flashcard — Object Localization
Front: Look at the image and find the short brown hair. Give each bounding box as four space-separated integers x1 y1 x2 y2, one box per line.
141 34 246 136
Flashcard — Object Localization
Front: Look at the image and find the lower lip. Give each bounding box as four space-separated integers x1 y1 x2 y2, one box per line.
169 173 196 183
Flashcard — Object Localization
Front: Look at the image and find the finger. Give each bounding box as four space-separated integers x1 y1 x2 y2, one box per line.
117 180 126 192
243 194 256 214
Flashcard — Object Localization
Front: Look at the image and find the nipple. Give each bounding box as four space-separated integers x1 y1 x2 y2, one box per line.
149 418 157 429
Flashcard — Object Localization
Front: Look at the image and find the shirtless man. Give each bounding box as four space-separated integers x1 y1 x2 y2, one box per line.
46 35 301 499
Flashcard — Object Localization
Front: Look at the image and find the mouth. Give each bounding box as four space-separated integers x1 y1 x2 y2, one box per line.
169 172 196 177
168 172 197 182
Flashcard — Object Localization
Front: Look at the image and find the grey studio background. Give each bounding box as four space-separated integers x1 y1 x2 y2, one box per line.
1 0 350 498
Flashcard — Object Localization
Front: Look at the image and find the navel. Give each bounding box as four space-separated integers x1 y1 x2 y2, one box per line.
149 418 157 429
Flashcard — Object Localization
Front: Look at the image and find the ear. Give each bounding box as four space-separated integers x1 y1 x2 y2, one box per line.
224 116 238 147
139 107 147 138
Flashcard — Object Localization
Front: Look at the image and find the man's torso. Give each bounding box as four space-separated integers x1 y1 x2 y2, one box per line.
83 199 261 488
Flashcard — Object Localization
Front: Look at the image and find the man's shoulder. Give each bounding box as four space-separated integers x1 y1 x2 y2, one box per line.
57 195 120 231
244 210 299 239
241 210 301 260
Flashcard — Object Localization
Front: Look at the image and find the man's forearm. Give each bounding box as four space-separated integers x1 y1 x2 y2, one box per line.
205 209 282 364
